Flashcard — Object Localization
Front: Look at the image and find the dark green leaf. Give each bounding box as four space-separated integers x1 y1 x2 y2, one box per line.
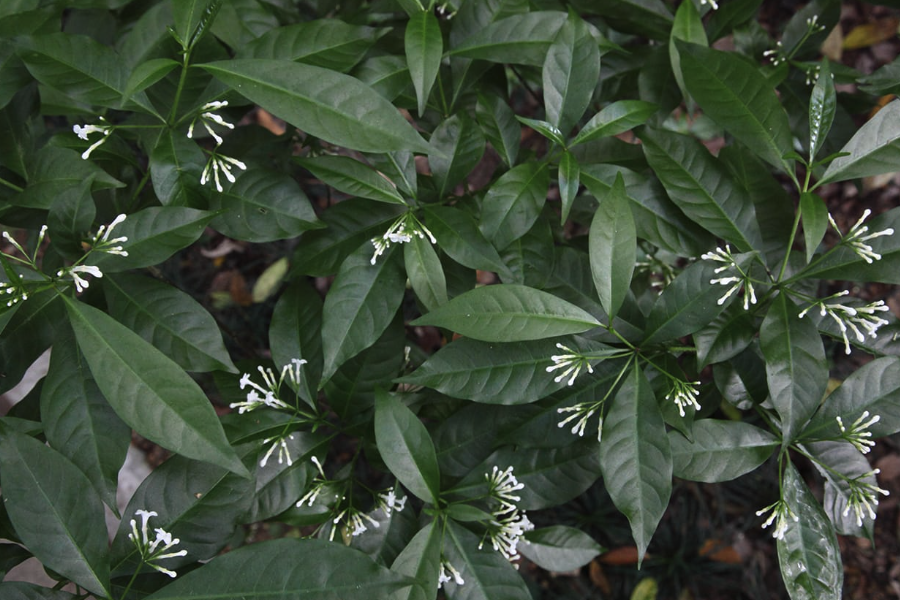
423 206 511 277
519 526 604 572
695 304 756 368
244 20 387 72
542 14 600 135
405 234 447 312
0 289 62 395
442 520 531 600
123 57 179 101
480 162 549 250
64 298 247 477
669 420 778 482
587 0 673 40
321 243 406 383
669 0 707 98
15 146 124 209
590 172 636 321
429 113 486 199
375 390 441 505
354 494 418 568
760 293 827 444
145 539 414 599
353 55 411 102
390 521 441 600
800 192 828 264
200 59 431 154
499 216 554 288
47 176 96 255
104 273 236 373
269 280 323 406
599 364 671 565
149 130 210 208
820 100 900 184
434 404 500 477
558 151 579 224
0 580 76 599
515 116 566 147
475 92 520 167
172 0 213 47
406 11 442 117
805 441 876 540
450 11 568 67
572 101 658 146
0 428 110 597
412 284 601 342
809 59 836 161
250 431 325 522
297 155 406 205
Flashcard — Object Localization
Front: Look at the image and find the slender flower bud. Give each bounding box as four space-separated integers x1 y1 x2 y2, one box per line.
755 500 798 540
73 117 112 159
128 509 187 578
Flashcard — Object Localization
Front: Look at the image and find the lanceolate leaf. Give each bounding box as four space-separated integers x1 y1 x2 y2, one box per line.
805 441 876 540
695 304 755 368
519 526 604 572
390 520 441 600
820 100 900 184
0 582 78 600
64 298 247 477
475 92 520 168
423 205 511 277
149 130 209 208
668 420 778 483
200 59 431 154
442 521 532 600
15 146 124 209
429 113 486 199
450 11 569 67
640 127 762 252
297 155 406 205
760 294 827 445
244 20 387 72
411 284 601 342
590 173 636 321
542 14 600 136
269 280 324 406
668 0 707 98
676 40 791 171
480 162 549 250
404 234 448 312
777 462 843 600
321 244 406 384
558 151 579 224
0 428 110 597
172 0 213 47
599 364 672 565
808 59 836 161
145 539 414 600
800 192 828 264
572 101 658 147
405 10 442 117
374 390 441 505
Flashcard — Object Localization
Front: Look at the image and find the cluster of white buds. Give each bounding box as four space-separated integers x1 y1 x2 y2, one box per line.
557 401 602 440
666 379 702 417
57 265 102 294
73 117 112 160
188 101 248 192
91 213 129 256
370 212 436 265
844 469 890 527
700 0 719 9
188 101 234 146
635 257 677 292
296 456 334 508
200 152 247 193
438 559 465 589
128 509 188 578
799 291 890 355
259 433 295 468
0 275 27 308
806 14 826 34
829 209 895 264
2 225 46 264
231 360 306 414
806 64 822 86
486 466 525 515
763 41 785 66
701 245 758 310
755 500 799 540
546 343 594 386
836 411 880 454
331 507 380 539
480 509 534 562
375 487 407 516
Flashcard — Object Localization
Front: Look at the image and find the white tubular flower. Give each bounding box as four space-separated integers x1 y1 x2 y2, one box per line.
557 402 601 440
844 469 890 527
829 209 895 264
701 245 758 309
369 212 434 264
57 265 103 293
666 379 702 417
800 291 891 354
230 362 302 414
187 100 235 146
836 411 881 454
376 487 407 516
2 230 29 259
259 433 295 467
0 277 28 308
546 343 594 386
73 117 112 160
128 509 187 578
486 466 524 513
763 41 785 66
755 500 799 540
700 0 718 9
480 510 534 561
296 456 330 507
438 560 465 589
200 151 248 193
91 214 129 256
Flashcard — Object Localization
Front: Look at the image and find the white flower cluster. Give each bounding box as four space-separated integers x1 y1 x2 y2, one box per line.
128 509 188 578
187 101 234 146
73 117 112 159
701 245 757 310
546 343 594 386
829 209 894 264
438 559 465 589
557 401 600 439
844 469 890 527
666 379 702 417
755 500 799 540
763 41 785 66
332 506 380 538
56 265 102 293
189 101 248 192
370 212 436 265
479 466 534 562
836 411 880 455
799 291 890 355
200 152 247 193
0 274 26 308
375 487 407 516
296 456 331 508
700 0 718 9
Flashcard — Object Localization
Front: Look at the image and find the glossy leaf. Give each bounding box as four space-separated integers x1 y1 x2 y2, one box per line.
572 101 658 147
519 526 604 572
172 0 213 47
542 14 600 135
321 243 406 383
820 100 900 184
695 304 755 368
480 162 549 250
777 462 843 600
676 40 791 171
558 151 579 223
123 57 179 100
354 55 411 102
599 364 671 565
390 521 441 600
450 11 568 67
515 116 566 147
145 539 413 599
590 172 636 321
64 298 247 477
15 146 124 209
808 59 836 161
669 0 707 98
297 155 406 205
589 0 673 40
404 235 447 312
806 441 876 540
423 205 510 277
0 428 110 597
640 127 762 252
244 20 387 72
412 284 601 342
269 280 324 406
149 130 209 208
442 521 531 600
429 113 486 199
104 273 236 373
406 11 442 116
475 92 520 167
800 192 828 264
374 390 441 505
669 420 778 482
200 59 431 154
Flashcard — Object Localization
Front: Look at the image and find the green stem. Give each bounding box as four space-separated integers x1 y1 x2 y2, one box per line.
118 562 144 600
167 48 192 124
776 207 802 283
606 324 636 351
0 177 24 193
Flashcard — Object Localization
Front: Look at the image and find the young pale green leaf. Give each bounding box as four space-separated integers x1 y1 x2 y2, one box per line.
89 207 218 273
777 462 843 600
40 334 130 510
599 364 672 566
0 428 110 597
14 146 124 209
390 521 441 600
122 57 179 101
558 151 579 223
64 298 247 477
668 420 778 483
0 582 78 600
669 0 707 98
269 280 323 406
442 520 532 600
590 172 636 321
321 243 405 384
519 526 604 572
172 0 213 47
515 116 566 147
805 441 876 540
800 192 828 264
642 260 735 345
104 273 236 373
480 162 549 250
375 390 441 505
475 92 520 167
243 20 387 72
149 130 209 208
429 113 485 199
676 40 791 171
145 539 414 600
404 235 448 312
572 101 658 147
695 304 756 368
211 168 322 242
405 10 442 117
640 127 762 252
809 59 836 161
760 293 827 445
449 11 568 67
542 14 600 136
422 206 511 277
200 59 431 154
819 100 900 184
399 337 582 404
411 284 601 342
